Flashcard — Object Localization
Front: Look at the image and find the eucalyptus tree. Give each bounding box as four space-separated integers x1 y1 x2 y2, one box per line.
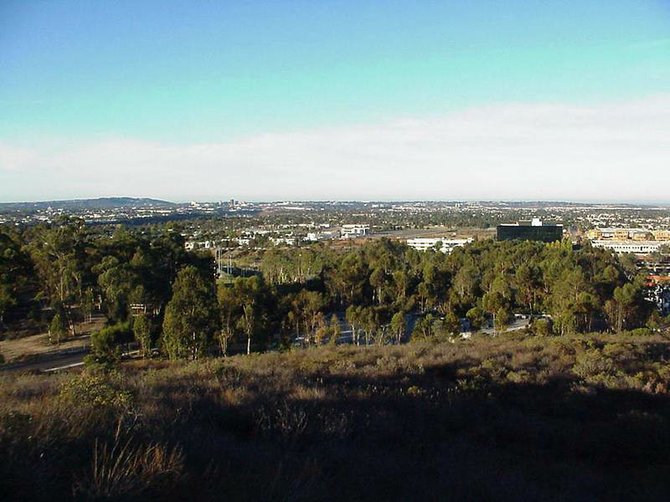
28 218 91 336
162 266 219 360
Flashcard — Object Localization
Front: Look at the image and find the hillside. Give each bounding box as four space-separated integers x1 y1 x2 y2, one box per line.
2 333 670 500
0 197 174 211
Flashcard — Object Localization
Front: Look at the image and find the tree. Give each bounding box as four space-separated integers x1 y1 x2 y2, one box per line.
230 276 273 355
95 256 137 322
483 291 506 333
162 266 219 360
28 219 89 336
466 306 486 332
0 229 38 328
312 312 328 345
390 311 405 344
494 307 511 334
85 322 131 367
328 314 341 345
286 290 324 342
133 314 152 358
532 317 553 336
345 305 364 346
217 284 238 356
411 314 435 341
81 287 95 323
360 307 380 346
49 311 67 345
605 283 642 333
441 311 461 337
240 303 255 355
515 263 541 314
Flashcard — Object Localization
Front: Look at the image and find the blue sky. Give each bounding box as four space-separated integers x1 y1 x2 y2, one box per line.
0 1 669 201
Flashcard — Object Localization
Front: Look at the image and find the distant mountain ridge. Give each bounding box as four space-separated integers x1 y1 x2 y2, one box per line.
0 197 175 211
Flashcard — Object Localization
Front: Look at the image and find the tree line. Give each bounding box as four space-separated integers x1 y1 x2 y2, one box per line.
0 219 661 362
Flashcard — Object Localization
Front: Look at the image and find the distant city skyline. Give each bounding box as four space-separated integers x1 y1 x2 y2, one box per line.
1 1 669 202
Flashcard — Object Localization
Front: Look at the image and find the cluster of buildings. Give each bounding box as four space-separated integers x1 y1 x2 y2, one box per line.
185 223 373 251
340 224 370 239
586 227 670 255
586 228 670 241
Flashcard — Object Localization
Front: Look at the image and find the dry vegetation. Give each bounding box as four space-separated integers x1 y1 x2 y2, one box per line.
3 333 670 500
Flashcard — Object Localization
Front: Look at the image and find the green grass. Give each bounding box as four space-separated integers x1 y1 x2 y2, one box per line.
2 333 670 500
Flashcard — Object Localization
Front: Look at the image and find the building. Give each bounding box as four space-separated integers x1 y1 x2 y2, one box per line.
406 238 472 254
591 240 670 255
341 224 370 239
613 229 631 240
497 218 563 243
653 230 670 241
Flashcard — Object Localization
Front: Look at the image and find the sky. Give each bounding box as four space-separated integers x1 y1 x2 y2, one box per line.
0 0 669 202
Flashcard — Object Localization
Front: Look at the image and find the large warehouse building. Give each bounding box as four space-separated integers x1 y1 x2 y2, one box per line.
497 218 563 243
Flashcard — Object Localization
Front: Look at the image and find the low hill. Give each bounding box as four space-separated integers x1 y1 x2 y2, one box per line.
0 197 174 211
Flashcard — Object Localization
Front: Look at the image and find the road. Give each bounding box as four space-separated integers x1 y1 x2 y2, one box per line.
1 348 89 373
1 344 140 373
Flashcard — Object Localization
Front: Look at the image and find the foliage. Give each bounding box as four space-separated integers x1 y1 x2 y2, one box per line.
162 266 219 360
4 334 670 499
48 311 67 345
86 322 132 367
0 221 662 351
133 314 152 358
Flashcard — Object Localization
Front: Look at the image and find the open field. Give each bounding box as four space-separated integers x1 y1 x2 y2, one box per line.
3 332 670 500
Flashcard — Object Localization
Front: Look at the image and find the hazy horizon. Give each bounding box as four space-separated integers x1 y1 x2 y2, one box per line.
3 195 670 208
1 1 669 202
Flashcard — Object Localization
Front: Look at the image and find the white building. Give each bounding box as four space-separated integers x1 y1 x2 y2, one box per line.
407 238 472 254
591 240 670 254
341 224 370 239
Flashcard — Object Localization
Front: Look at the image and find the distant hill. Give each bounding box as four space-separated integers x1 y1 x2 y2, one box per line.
0 197 175 211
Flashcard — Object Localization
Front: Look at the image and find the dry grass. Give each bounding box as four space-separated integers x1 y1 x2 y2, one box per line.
75 430 184 499
3 332 670 500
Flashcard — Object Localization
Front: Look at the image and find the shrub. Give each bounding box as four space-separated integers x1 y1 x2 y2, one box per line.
58 372 133 415
626 328 654 337
86 322 132 367
531 318 553 336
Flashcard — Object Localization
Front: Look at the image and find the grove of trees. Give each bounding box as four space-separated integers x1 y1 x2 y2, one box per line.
0 219 663 361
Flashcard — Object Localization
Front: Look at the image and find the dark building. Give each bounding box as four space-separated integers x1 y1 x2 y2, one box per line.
497 219 563 243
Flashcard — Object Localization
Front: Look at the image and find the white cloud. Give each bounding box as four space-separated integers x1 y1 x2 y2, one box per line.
1 95 669 202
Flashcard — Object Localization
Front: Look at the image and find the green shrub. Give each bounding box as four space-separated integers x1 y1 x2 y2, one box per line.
626 327 654 337
87 322 132 367
58 372 132 413
531 318 553 336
